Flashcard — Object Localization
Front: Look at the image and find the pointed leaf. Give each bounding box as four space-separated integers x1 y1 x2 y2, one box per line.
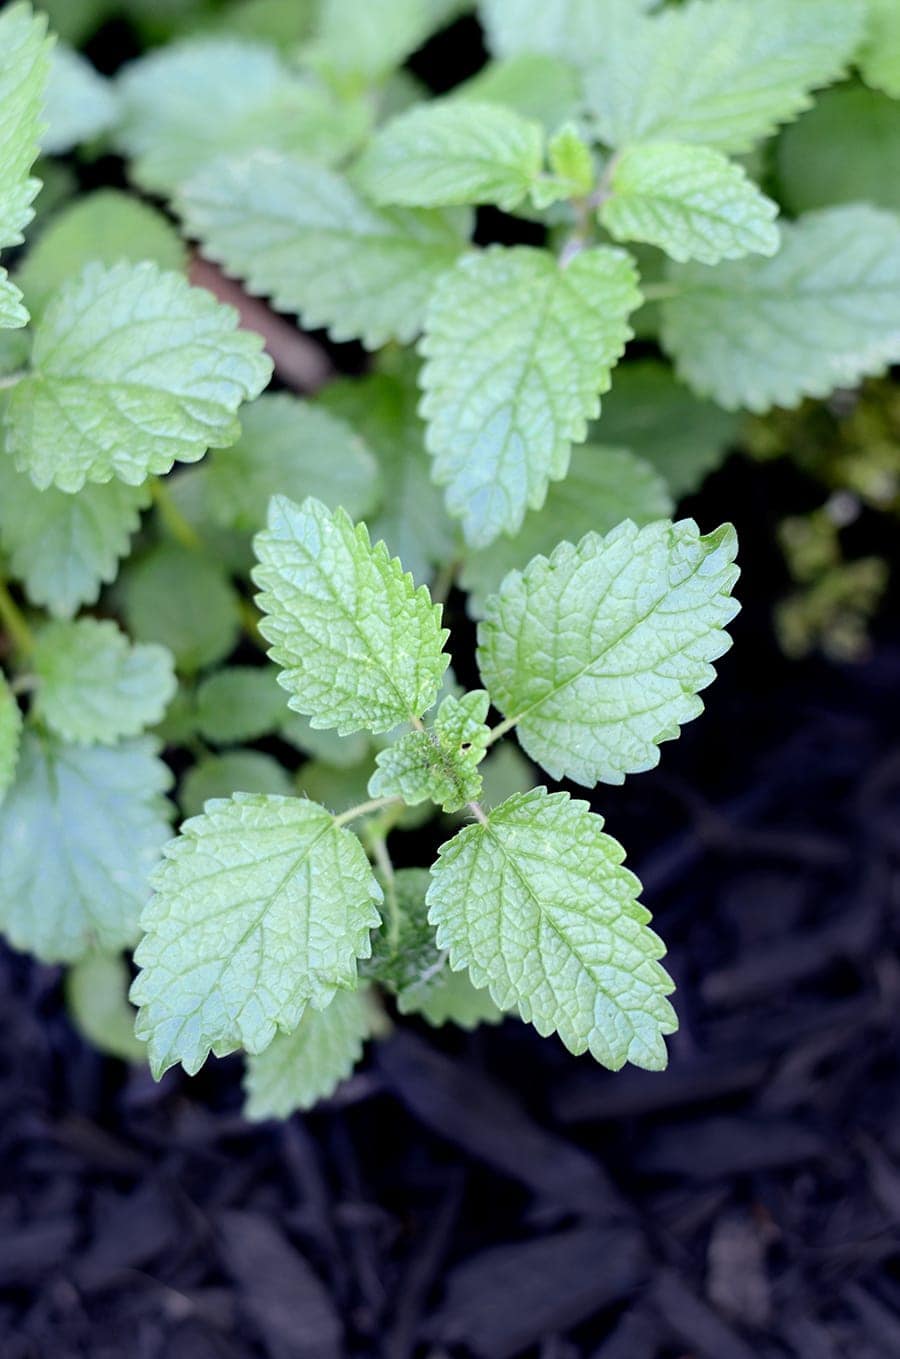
0 3 52 327
243 988 372 1119
369 690 490 813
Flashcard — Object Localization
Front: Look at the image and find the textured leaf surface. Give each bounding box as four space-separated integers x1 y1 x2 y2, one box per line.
478 519 739 786
602 142 779 265
414 966 505 1028
0 732 172 962
479 0 658 65
244 988 371 1119
0 3 52 327
319 362 457 583
118 543 240 674
369 690 490 812
420 245 641 547
195 666 285 745
0 460 149 618
33 618 176 745
15 189 186 322
179 751 293 819
583 0 864 154
461 444 672 616
254 496 449 736
178 151 470 348
661 206 900 412
0 673 21 803
593 360 740 498
43 44 118 155
776 84 900 215
357 100 543 211
116 37 368 194
207 394 380 532
428 788 676 1069
65 951 147 1063
132 793 382 1077
6 261 272 492
859 0 900 98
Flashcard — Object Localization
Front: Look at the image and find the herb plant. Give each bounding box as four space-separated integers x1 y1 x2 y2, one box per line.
0 0 896 1116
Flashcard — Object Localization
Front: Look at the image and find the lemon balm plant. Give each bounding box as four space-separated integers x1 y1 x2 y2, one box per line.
0 0 896 1115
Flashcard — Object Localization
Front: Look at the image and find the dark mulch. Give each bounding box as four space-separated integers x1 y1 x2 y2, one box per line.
2 449 900 1358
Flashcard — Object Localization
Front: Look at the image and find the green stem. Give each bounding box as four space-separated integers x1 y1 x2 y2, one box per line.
431 558 458 608
484 714 518 747
0 579 34 656
333 795 404 828
640 282 683 303
369 832 401 951
150 476 202 551
237 595 264 647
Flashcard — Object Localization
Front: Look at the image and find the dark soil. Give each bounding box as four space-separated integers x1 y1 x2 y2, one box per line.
2 445 900 1358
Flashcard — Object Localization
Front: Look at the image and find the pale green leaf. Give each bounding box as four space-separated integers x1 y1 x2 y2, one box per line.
244 988 371 1119
15 189 186 322
356 100 544 212
33 618 176 745
132 793 382 1077
583 0 865 154
452 54 583 131
0 3 52 327
0 276 27 330
479 0 659 66
364 867 444 997
0 731 172 962
116 37 369 194
478 742 533 810
0 459 149 618
0 672 22 802
602 142 779 265
212 0 317 48
195 665 285 745
180 751 293 819
159 464 254 576
660 205 900 413
296 757 371 815
478 519 739 786
592 359 740 498
43 44 118 155
253 496 449 736
177 150 471 349
414 966 506 1028
460 444 673 615
420 245 641 547
427 787 676 1069
207 394 381 532
118 543 241 674
859 0 900 98
318 361 457 584
281 712 371 769
65 951 147 1062
6 260 272 492
369 690 490 813
531 121 594 208
776 83 900 215
304 0 461 83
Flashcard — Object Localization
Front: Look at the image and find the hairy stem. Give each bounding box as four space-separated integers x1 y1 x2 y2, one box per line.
369 832 401 951
484 714 518 747
333 795 404 828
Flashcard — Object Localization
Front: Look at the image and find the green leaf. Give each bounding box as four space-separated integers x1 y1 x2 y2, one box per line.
356 100 544 211
132 793 382 1077
414 966 506 1028
0 731 172 962
0 3 52 328
118 542 241 674
65 951 147 1063
303 0 460 83
479 0 659 66
364 866 444 995
177 151 471 349
601 142 779 265
369 690 490 813
460 444 673 616
660 205 900 413
281 712 371 769
0 459 149 618
253 495 449 736
15 188 186 322
116 36 369 194
859 0 900 98
243 988 372 1119
478 742 533 810
582 0 865 154
420 245 641 547
776 83 900 215
531 121 594 208
194 665 285 745
478 519 739 786
0 672 22 803
207 394 381 532
6 260 272 493
179 750 293 819
592 359 740 498
452 54 583 131
43 44 118 155
33 618 176 745
318 361 457 585
427 787 676 1069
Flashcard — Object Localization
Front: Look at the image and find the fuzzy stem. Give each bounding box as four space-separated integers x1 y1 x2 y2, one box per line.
333 796 404 828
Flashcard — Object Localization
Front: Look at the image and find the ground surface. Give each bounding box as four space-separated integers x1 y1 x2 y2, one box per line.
1 449 899 1359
